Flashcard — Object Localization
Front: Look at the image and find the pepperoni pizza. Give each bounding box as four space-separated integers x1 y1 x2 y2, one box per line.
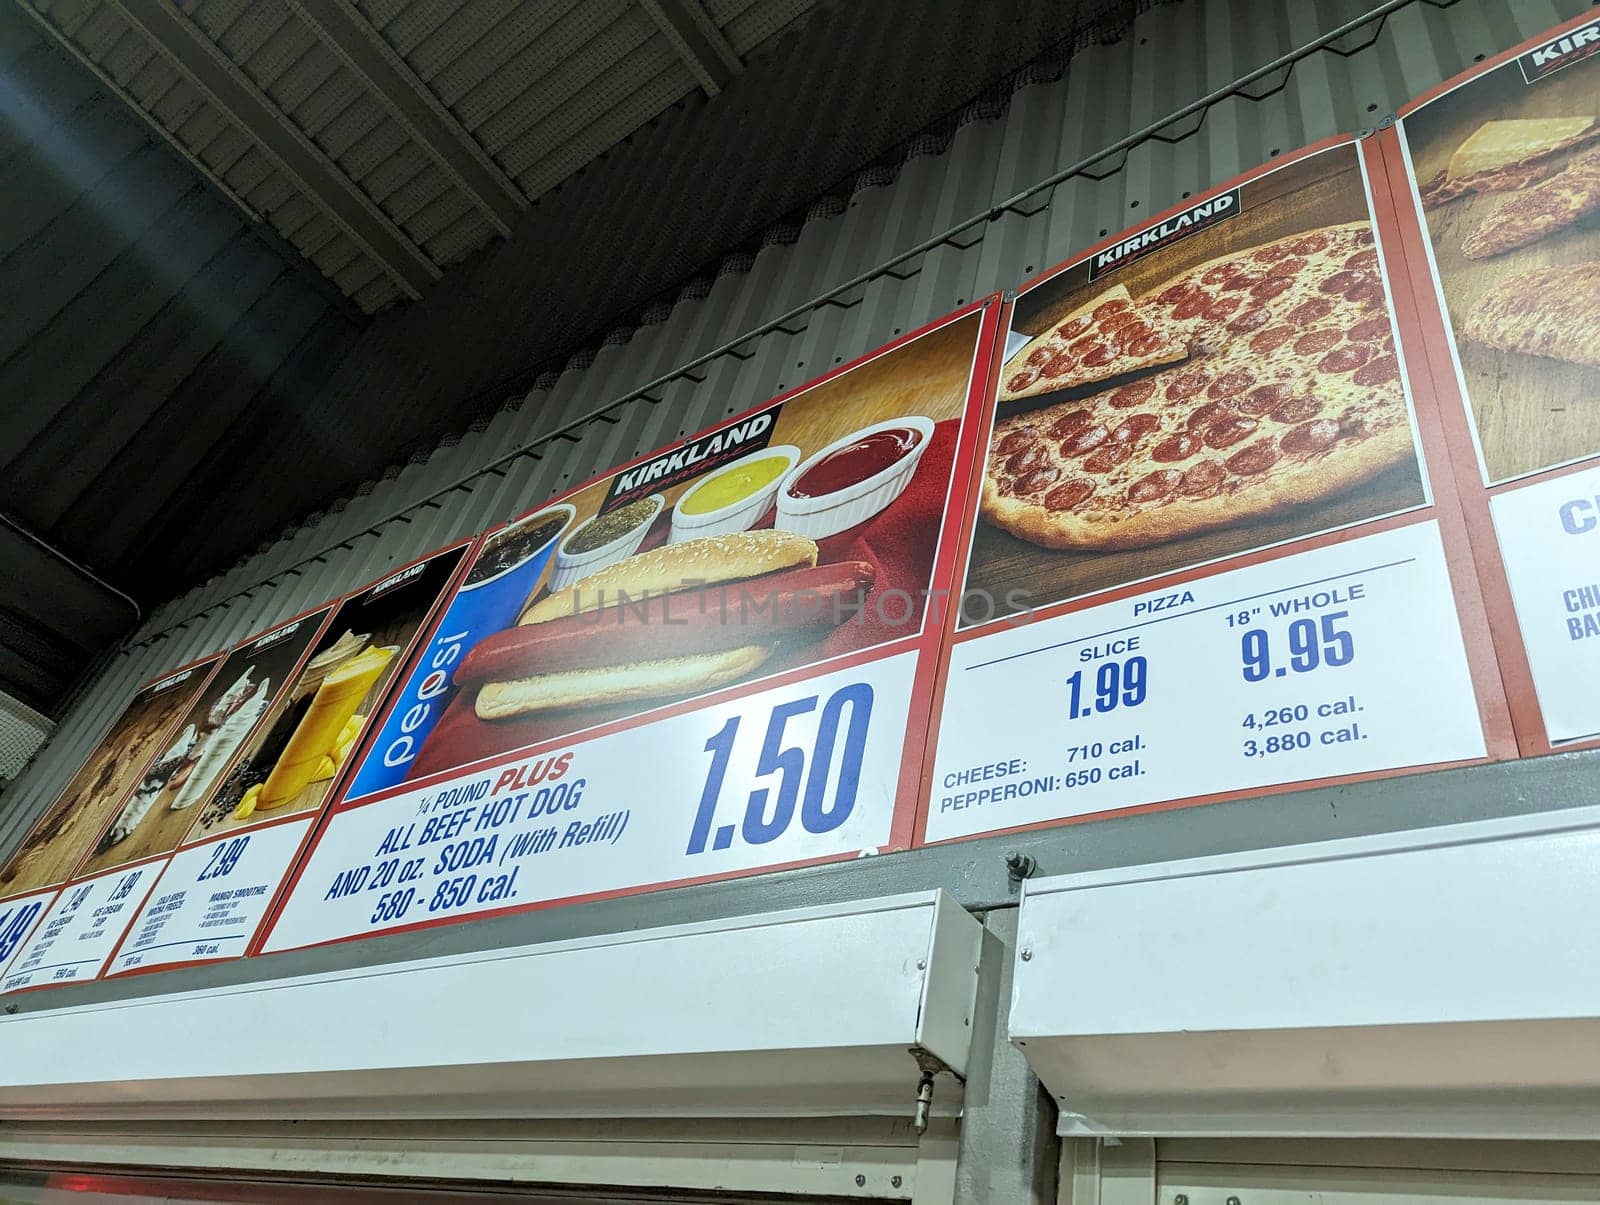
984 221 1414 550
1001 284 1188 401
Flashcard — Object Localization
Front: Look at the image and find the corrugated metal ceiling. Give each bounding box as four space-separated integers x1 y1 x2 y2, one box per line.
19 0 822 313
0 0 1142 718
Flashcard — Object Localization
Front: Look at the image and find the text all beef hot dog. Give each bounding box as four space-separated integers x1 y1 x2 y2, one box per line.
457 561 876 688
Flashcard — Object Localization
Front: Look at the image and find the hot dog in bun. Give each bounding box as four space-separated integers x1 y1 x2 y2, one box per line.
458 530 873 719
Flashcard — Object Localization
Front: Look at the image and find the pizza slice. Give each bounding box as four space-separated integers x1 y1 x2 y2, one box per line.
1461 264 1600 368
1000 283 1187 402
1420 159 1562 210
1420 117 1600 210
1461 149 1600 258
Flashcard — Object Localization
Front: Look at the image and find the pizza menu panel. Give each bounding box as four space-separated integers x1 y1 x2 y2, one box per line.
0 545 468 993
921 134 1513 845
258 303 1002 955
1386 10 1600 753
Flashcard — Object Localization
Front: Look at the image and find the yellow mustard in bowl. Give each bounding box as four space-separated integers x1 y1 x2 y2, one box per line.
681 454 790 516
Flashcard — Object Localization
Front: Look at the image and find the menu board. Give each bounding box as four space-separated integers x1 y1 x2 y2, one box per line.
0 655 224 992
103 544 470 977
1386 10 1600 752
921 136 1512 846
260 302 1002 954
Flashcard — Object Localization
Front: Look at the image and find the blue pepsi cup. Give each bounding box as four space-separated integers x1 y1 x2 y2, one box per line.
345 504 575 800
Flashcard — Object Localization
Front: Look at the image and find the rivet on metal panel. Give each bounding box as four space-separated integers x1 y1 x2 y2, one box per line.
3 1003 17 1015
916 958 927 970
856 1174 867 1187
891 1175 903 1188
1227 1196 1243 1205
1020 948 1032 961
1174 1196 1188 1205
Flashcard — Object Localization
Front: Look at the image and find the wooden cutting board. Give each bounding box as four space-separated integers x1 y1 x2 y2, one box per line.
1404 61 1600 482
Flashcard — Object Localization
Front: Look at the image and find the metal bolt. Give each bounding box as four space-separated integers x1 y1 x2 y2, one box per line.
2 1004 16 1015
855 1173 867 1187
1005 851 1036 881
1228 1198 1242 1205
1174 1196 1188 1205
1020 948 1033 961
916 958 927 970
891 1175 903 1188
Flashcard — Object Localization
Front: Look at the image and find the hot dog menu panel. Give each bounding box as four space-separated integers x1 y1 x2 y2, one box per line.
1387 10 1600 751
922 135 1509 846
260 301 1002 954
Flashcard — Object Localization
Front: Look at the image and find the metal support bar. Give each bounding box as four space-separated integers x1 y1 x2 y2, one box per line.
12 0 261 224
954 909 1058 1204
287 0 524 237
640 0 743 96
0 511 139 623
106 0 440 300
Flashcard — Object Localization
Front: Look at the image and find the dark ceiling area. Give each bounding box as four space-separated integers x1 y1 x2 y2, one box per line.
0 0 1144 714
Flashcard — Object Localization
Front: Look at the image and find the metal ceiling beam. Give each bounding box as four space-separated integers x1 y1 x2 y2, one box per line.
287 0 524 239
105 0 440 301
12 1 260 224
640 0 743 97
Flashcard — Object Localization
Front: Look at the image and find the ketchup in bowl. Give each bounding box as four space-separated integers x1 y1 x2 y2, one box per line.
788 426 923 499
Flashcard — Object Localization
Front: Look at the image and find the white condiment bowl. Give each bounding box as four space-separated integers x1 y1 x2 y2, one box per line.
669 445 801 543
775 416 935 540
548 494 664 593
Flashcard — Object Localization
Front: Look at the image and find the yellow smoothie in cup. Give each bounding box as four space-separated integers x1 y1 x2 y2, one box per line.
258 644 396 809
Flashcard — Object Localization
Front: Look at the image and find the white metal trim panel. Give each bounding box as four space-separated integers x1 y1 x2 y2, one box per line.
0 889 979 1121
1011 806 1600 1139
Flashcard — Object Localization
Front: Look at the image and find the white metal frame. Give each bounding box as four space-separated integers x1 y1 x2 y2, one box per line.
1013 805 1600 1140
0 891 981 1128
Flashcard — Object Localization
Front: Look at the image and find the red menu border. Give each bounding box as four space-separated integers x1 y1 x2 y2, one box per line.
911 132 1516 850
255 298 1007 957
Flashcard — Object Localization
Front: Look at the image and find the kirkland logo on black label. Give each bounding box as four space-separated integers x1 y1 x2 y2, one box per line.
251 620 303 652
148 668 196 694
1088 188 1241 282
602 407 780 511
367 560 427 601
1519 19 1600 83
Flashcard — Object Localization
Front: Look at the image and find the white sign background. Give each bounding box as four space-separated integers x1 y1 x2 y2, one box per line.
929 522 1486 843
265 652 917 953
107 817 313 976
1490 464 1600 743
1 863 162 993
0 890 55 981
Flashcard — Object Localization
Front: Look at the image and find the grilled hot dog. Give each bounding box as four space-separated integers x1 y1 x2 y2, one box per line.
457 561 875 688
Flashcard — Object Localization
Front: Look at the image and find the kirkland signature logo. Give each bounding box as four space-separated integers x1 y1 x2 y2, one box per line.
251 620 302 651
368 560 427 601
149 668 195 693
1088 188 1241 281
1519 19 1600 82
602 408 779 511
